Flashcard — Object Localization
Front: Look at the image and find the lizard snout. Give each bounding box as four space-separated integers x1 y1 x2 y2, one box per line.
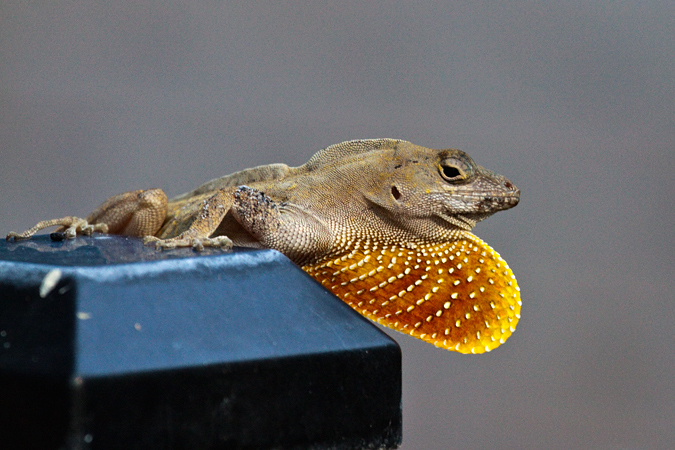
495 177 520 209
474 180 519 212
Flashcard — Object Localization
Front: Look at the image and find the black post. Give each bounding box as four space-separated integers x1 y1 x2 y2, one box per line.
0 235 402 450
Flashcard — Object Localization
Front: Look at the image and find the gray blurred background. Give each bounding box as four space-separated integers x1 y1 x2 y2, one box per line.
2 1 674 449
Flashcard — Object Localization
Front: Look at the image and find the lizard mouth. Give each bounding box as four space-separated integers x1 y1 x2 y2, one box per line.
460 193 520 213
482 194 520 210
434 191 519 231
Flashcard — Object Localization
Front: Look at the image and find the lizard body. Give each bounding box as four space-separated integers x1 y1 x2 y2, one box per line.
7 139 521 353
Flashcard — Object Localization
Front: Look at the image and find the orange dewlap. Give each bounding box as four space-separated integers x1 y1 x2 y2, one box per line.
303 234 521 354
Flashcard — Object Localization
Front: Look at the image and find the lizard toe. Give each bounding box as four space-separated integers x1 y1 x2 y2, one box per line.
200 236 233 249
142 236 160 245
143 234 231 252
6 232 27 241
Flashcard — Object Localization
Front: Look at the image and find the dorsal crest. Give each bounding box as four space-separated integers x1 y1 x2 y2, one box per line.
302 139 405 172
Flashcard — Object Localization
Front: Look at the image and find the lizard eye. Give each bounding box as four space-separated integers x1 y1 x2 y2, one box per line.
442 166 461 179
439 158 471 183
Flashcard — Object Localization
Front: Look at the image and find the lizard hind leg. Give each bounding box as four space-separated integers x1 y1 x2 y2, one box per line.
6 217 109 241
6 188 169 242
86 189 168 237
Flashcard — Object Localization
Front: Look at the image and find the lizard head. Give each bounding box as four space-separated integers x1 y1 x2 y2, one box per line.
255 139 519 254
358 140 520 240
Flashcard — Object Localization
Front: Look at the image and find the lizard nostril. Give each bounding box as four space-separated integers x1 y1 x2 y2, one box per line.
504 181 512 189
391 185 401 200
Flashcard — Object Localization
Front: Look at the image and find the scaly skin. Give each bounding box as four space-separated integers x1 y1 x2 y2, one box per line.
7 139 521 353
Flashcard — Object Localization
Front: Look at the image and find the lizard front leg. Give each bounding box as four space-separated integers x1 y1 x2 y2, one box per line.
6 189 168 241
144 189 233 251
230 186 333 265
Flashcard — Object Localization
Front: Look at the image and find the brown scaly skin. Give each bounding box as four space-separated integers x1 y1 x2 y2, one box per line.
7 139 521 353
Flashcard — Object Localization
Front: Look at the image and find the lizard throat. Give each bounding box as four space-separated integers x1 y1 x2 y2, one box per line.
302 234 521 354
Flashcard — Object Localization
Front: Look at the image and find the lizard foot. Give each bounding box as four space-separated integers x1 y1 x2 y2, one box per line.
6 217 109 242
143 235 233 252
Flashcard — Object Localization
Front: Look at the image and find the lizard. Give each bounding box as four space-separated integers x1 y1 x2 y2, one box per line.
7 139 521 354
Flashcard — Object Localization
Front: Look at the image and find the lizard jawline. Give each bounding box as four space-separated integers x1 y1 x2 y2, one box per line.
434 211 476 231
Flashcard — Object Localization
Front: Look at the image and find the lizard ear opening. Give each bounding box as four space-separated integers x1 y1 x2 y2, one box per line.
391 185 402 200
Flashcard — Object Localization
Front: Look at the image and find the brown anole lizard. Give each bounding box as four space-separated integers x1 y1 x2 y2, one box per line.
7 139 521 354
